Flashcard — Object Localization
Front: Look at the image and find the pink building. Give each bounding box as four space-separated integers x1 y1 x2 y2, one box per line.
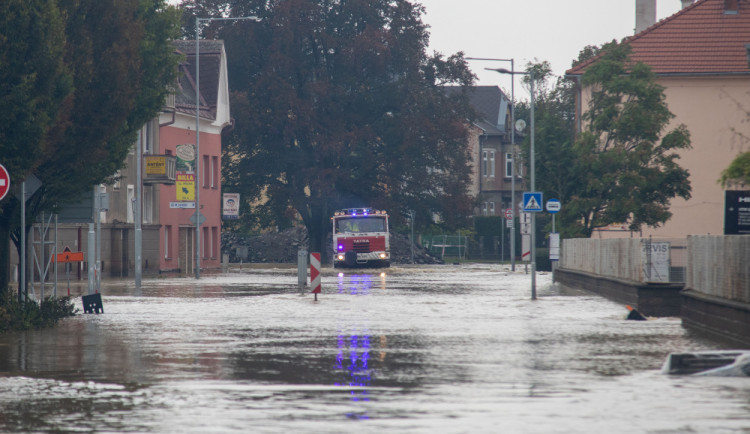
157 40 231 273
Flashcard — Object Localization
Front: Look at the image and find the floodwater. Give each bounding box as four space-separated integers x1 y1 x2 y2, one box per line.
1 264 749 433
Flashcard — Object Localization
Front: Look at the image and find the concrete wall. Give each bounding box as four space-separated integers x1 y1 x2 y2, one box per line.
558 235 750 345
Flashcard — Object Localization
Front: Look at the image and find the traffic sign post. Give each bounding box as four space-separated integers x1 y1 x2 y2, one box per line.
0 164 10 201
546 198 561 233
55 246 84 296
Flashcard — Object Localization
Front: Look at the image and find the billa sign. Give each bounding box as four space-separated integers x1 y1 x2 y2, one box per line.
725 190 750 235
176 173 195 201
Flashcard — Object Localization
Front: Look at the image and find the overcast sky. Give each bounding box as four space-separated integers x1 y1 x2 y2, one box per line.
418 0 684 97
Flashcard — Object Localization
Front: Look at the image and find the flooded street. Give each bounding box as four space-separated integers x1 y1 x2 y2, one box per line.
1 264 749 433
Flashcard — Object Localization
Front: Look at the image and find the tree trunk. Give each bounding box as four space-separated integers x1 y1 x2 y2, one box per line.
0 215 11 296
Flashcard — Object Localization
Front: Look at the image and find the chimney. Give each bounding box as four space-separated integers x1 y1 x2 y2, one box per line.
635 0 656 33
725 0 738 13
681 0 695 9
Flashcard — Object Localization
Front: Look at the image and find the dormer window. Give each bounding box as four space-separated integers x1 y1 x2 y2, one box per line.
724 0 738 14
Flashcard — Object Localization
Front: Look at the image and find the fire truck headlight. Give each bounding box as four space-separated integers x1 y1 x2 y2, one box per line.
379 253 386 259
337 254 344 261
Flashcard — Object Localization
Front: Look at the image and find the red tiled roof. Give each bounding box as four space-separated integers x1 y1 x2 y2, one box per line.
567 0 750 76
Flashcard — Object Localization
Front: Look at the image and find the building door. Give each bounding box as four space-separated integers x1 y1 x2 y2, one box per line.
121 229 129 277
179 227 194 275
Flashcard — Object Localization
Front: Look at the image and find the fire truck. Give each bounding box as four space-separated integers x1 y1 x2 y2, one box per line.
332 208 390 268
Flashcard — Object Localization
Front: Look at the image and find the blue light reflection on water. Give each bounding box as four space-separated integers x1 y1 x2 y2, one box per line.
334 272 382 419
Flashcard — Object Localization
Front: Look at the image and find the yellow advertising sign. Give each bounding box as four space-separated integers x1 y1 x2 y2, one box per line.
176 173 195 201
145 155 167 175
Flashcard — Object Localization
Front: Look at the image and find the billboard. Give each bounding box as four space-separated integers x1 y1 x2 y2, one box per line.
175 143 196 173
223 193 240 219
725 190 750 235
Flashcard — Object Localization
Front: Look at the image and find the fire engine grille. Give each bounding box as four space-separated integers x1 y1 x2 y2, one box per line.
353 241 370 253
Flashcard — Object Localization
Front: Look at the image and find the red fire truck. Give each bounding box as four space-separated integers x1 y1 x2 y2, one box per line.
332 208 390 268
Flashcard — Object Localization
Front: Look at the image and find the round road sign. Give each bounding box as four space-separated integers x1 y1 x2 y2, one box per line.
546 199 561 213
0 164 10 201
504 208 513 220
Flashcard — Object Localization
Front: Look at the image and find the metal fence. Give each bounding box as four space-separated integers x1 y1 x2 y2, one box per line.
687 235 750 303
421 235 469 259
421 234 516 261
560 237 687 284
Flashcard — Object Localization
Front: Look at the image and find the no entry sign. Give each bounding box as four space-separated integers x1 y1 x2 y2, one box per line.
0 164 9 201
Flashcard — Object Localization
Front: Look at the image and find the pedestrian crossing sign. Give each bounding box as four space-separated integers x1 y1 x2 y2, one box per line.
523 192 543 212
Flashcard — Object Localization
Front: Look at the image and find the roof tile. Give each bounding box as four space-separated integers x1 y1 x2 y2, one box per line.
567 0 750 75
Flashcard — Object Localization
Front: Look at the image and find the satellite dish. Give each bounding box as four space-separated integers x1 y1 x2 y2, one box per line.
515 119 526 133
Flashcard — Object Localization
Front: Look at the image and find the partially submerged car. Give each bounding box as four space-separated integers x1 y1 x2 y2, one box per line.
661 350 750 376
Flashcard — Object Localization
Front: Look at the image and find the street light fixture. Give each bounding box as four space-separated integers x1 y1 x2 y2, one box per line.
195 15 259 279
486 66 537 300
466 57 517 272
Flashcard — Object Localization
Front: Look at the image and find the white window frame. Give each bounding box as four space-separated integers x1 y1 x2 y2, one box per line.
506 152 513 178
488 150 495 178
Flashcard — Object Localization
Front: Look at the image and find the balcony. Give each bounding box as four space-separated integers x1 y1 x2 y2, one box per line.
143 154 177 185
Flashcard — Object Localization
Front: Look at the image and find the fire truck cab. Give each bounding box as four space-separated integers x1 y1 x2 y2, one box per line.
332 208 390 268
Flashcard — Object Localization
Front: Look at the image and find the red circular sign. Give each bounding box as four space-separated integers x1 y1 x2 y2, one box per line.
0 164 10 201
504 208 513 220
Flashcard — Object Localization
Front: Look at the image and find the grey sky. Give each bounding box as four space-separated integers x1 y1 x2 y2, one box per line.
418 0 684 97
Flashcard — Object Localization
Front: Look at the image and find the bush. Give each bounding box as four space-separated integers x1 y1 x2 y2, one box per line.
0 289 77 333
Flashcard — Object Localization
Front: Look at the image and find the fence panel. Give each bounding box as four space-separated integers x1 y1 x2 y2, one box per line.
561 237 687 284
687 235 750 303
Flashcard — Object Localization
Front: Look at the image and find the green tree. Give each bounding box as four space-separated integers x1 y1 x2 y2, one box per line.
514 61 581 238
570 42 692 237
184 0 476 255
0 0 71 292
720 151 750 188
0 0 181 294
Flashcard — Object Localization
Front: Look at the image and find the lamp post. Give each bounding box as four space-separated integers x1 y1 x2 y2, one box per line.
195 15 259 279
466 57 517 271
486 66 536 300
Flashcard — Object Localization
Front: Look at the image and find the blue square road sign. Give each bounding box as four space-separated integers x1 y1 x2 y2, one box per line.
523 192 543 212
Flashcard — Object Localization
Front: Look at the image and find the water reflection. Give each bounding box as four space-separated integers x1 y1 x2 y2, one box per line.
334 272 387 419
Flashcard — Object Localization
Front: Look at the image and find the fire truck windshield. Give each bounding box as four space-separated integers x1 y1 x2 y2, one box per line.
335 216 386 233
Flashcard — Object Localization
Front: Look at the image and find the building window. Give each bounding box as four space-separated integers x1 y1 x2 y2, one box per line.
489 202 495 216
211 156 218 188
505 153 513 178
164 225 171 259
482 150 495 178
127 185 135 223
144 122 153 154
211 226 219 258
203 226 209 259
143 185 153 224
203 155 210 188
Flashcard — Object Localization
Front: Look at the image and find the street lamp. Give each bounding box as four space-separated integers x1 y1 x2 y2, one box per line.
486 66 537 300
466 57 517 272
195 15 259 279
